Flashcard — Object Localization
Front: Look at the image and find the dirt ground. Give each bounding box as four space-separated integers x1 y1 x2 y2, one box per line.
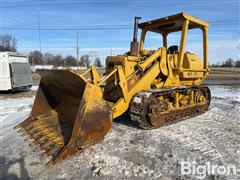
203 68 240 85
1 69 240 179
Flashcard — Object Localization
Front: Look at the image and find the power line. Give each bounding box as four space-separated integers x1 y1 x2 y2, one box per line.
1 22 238 31
37 10 42 52
3 22 237 28
76 31 79 70
1 27 133 30
2 0 238 8
4 13 33 27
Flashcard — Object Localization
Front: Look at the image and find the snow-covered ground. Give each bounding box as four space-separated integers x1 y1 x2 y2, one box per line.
0 86 239 179
31 86 39 92
210 86 240 102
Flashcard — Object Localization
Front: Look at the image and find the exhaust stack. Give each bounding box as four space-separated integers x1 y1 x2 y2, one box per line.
130 16 141 56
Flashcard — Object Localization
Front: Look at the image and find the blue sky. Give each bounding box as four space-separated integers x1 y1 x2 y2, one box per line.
1 0 239 64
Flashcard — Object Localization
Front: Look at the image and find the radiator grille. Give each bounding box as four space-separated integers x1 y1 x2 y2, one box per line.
11 62 32 88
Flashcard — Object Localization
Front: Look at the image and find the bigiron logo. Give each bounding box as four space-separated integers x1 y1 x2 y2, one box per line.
180 161 239 179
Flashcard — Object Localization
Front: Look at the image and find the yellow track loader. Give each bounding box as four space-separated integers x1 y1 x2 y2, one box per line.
15 12 211 166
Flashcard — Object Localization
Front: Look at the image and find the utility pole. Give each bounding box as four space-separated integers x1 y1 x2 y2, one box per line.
89 50 97 66
77 31 79 70
37 10 42 53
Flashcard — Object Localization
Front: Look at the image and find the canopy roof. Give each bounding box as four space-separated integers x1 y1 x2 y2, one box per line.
138 12 209 34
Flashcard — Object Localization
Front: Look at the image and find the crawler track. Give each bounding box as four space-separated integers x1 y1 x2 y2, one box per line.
129 86 211 129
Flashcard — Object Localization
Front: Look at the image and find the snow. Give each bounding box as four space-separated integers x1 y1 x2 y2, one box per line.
0 98 33 127
31 86 39 91
209 86 240 102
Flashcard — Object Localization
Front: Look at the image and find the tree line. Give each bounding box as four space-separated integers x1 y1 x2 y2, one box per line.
210 58 240 68
28 50 103 68
0 33 102 68
0 34 17 52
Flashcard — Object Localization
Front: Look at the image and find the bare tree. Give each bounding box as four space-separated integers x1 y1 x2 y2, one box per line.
29 51 43 65
80 54 90 68
94 57 102 67
52 54 63 67
0 34 17 52
64 55 77 66
221 58 234 67
235 60 240 67
44 52 54 65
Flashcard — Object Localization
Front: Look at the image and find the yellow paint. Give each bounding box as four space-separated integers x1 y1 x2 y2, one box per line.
66 12 211 119
34 13 209 124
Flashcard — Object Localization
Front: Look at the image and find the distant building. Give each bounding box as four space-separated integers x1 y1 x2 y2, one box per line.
0 52 32 91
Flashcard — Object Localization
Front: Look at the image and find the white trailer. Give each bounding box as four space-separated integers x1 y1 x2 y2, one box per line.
0 52 32 91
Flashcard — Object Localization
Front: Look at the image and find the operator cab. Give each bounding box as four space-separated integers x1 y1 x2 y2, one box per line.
137 12 209 71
